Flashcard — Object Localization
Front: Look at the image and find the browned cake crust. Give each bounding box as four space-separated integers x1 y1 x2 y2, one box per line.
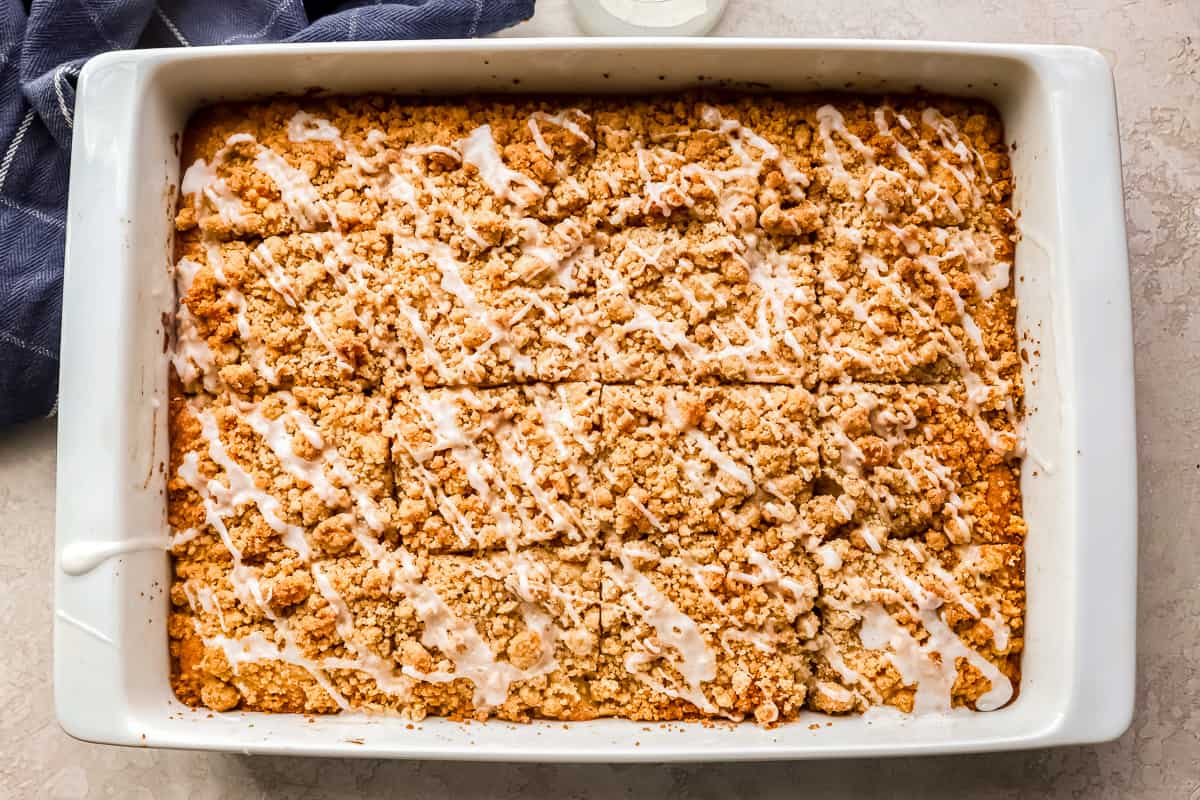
168 91 1024 724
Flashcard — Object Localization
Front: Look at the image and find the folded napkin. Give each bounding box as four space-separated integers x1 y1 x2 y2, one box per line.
0 0 533 427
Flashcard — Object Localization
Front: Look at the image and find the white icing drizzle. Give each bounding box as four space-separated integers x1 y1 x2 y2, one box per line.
380 113 599 378
859 527 883 554
171 527 202 547
944 227 1011 300
816 104 871 199
499 551 589 629
237 396 344 509
865 105 993 224
606 545 718 714
819 383 979 541
192 584 229 633
390 547 559 707
617 542 809 690
214 242 279 385
907 544 1010 654
858 602 953 714
816 681 855 705
188 402 311 561
248 243 352 372
533 384 596 494
813 532 1017 714
175 431 352 706
528 110 594 162
817 101 1023 461
702 105 810 197
886 565 1013 712
400 387 520 549
727 548 810 618
494 422 578 534
177 382 571 709
171 303 217 391
60 538 170 576
310 564 416 697
606 236 808 378
192 623 352 711
922 107 991 193
947 545 1013 651
816 543 843 571
664 393 755 492
288 110 342 142
830 543 1015 714
820 219 1021 456
600 109 817 380
252 146 331 230
820 638 880 705
461 124 545 208
182 153 246 227
171 257 220 393
395 235 535 377
396 383 594 550
177 107 599 387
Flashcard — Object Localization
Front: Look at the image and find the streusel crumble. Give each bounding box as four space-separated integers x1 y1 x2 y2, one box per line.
168 92 1024 724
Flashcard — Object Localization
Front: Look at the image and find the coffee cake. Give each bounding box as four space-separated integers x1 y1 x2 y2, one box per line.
169 91 1024 724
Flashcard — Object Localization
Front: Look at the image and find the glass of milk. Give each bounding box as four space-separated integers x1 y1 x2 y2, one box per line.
571 0 728 36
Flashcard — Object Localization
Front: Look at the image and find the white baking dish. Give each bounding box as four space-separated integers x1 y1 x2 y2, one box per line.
54 38 1135 761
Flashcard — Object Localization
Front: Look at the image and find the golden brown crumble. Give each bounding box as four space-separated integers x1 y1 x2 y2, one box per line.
596 384 820 538
390 382 602 553
169 91 1024 724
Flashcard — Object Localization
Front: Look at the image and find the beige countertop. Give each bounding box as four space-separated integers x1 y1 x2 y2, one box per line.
3 1 1197 796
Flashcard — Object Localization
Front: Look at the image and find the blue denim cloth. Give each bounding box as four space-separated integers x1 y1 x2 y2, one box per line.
0 0 533 427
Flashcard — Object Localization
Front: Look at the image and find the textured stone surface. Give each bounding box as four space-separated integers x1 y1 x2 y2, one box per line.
3 0 1198 796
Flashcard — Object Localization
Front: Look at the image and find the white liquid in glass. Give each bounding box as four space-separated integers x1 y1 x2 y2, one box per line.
571 0 728 36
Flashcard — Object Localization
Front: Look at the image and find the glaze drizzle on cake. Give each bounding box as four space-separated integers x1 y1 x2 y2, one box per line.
168 93 1024 723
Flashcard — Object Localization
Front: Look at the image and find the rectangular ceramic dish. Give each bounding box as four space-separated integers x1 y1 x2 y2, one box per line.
54 38 1135 761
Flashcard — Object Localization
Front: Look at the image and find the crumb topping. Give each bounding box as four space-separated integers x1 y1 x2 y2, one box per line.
169 92 1024 725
